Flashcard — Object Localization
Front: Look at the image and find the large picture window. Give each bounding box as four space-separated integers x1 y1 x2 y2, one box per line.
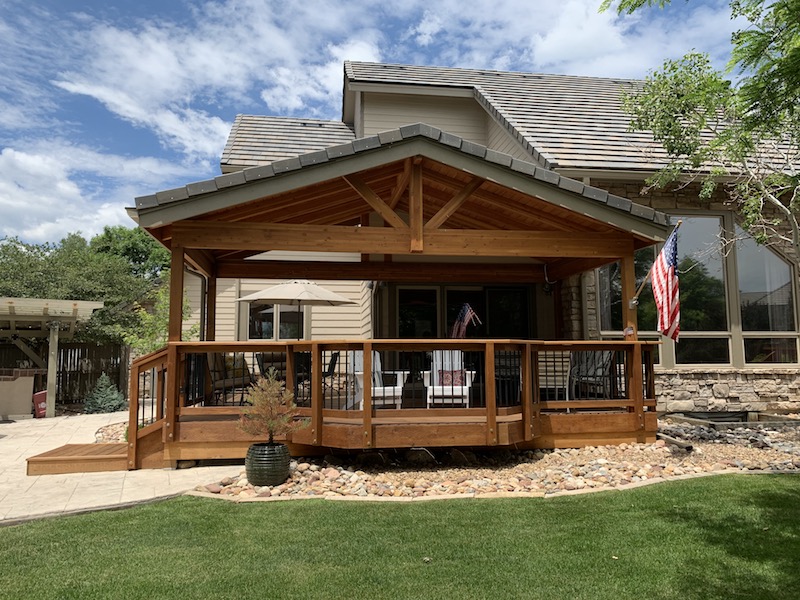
598 212 798 367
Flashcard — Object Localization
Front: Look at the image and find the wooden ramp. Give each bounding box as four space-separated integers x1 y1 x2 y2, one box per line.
27 443 128 476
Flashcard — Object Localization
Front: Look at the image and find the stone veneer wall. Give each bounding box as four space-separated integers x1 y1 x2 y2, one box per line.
656 369 800 414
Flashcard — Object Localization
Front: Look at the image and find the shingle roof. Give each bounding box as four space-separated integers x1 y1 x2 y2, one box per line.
132 123 669 235
221 115 355 171
344 61 666 172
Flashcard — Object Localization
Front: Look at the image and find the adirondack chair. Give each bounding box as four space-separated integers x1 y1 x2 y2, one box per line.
206 352 256 405
348 350 408 410
423 349 475 408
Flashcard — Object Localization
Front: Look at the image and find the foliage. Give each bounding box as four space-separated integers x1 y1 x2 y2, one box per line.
239 368 307 444
117 269 198 355
83 372 126 413
601 0 800 251
0 475 799 599
0 227 181 346
89 225 169 281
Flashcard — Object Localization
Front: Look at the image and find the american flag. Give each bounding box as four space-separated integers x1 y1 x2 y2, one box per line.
450 303 481 339
652 226 680 341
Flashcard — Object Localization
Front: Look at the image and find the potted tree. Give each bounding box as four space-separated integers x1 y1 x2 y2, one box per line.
239 368 307 486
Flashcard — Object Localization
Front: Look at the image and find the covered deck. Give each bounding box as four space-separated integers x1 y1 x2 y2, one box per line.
127 339 658 468
122 124 669 470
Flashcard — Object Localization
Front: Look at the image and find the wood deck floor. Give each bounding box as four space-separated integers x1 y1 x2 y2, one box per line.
27 443 128 476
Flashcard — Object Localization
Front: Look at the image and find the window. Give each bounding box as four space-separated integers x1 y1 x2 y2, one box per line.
598 212 799 367
248 302 304 340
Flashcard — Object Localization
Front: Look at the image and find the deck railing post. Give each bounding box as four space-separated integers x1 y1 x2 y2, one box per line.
521 343 533 442
311 343 323 446
285 344 295 393
164 343 179 445
127 362 141 470
627 342 645 442
532 346 541 438
362 342 373 448
484 342 497 445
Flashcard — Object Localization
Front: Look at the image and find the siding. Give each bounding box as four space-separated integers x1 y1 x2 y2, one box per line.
487 117 531 161
362 93 487 145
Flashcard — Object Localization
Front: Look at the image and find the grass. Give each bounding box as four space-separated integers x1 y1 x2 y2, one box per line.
1 474 799 599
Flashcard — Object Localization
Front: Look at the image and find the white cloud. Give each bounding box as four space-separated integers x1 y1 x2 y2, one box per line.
0 142 202 243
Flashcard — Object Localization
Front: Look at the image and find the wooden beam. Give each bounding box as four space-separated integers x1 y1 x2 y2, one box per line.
425 177 484 230
388 158 412 209
216 259 546 283
206 274 217 342
11 338 46 368
409 161 423 252
184 248 215 278
343 174 408 230
174 222 634 258
168 246 185 342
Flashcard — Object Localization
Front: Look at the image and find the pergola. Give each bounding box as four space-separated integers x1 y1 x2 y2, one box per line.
0 297 103 417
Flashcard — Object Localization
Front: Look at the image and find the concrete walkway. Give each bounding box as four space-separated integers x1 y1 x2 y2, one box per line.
0 412 236 524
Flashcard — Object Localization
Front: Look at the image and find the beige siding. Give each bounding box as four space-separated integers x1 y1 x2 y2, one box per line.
184 273 203 339
362 93 487 145
223 279 366 341
360 281 373 338
487 117 531 161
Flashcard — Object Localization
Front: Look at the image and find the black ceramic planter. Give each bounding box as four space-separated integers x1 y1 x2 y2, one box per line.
245 442 291 486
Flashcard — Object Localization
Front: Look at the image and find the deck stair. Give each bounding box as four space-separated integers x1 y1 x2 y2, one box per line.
26 443 128 476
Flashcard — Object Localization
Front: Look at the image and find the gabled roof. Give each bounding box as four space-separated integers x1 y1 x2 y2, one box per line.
344 61 667 173
221 115 355 172
131 123 669 240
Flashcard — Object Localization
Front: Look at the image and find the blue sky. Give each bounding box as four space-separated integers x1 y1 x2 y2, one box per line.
0 0 739 243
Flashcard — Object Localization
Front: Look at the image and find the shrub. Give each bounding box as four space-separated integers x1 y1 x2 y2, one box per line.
84 373 127 414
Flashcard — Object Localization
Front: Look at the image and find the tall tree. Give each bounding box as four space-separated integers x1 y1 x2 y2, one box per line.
90 225 170 281
600 0 800 251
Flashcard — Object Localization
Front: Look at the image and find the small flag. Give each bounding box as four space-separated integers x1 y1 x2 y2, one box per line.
652 226 680 340
450 303 481 339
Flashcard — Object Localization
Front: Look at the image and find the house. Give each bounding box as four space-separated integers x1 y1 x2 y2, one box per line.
115 61 799 469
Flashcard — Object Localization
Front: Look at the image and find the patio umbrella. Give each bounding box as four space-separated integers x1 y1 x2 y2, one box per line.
236 280 356 339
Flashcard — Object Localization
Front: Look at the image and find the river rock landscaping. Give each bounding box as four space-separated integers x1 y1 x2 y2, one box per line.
194 416 800 500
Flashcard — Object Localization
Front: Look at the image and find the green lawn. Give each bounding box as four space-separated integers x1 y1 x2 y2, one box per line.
1 474 798 599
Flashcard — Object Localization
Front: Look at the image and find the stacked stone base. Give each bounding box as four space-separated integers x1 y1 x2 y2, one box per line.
656 368 800 413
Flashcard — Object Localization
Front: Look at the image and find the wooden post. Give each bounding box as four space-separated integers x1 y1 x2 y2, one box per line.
45 322 58 418
620 253 638 341
311 343 323 445
485 342 497 445
164 344 179 448
409 160 423 252
205 273 217 342
521 344 533 441
362 343 373 448
620 253 645 438
168 245 185 343
127 364 140 470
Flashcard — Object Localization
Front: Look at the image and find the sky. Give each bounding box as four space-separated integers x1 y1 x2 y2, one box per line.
0 0 741 244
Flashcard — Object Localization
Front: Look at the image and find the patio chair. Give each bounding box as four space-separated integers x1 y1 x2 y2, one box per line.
423 349 475 408
347 350 409 410
565 350 614 403
206 352 256 405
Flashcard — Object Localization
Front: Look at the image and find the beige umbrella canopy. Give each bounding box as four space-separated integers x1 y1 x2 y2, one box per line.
237 280 356 339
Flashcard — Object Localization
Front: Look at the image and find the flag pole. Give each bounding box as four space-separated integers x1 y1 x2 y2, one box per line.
628 220 682 308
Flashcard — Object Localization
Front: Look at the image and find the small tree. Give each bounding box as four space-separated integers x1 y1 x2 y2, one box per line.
84 373 126 414
238 369 307 444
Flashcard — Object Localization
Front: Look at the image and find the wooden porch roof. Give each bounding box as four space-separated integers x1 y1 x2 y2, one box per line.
128 124 671 283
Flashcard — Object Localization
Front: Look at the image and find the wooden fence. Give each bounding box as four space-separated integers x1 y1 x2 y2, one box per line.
0 343 129 403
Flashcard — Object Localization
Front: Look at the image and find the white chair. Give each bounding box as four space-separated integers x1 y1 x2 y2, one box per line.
423 350 475 408
348 351 408 410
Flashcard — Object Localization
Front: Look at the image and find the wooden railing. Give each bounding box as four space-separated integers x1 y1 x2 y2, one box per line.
126 339 658 464
127 347 169 469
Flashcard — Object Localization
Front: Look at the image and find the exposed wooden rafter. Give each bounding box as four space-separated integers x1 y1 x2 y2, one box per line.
342 174 408 230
